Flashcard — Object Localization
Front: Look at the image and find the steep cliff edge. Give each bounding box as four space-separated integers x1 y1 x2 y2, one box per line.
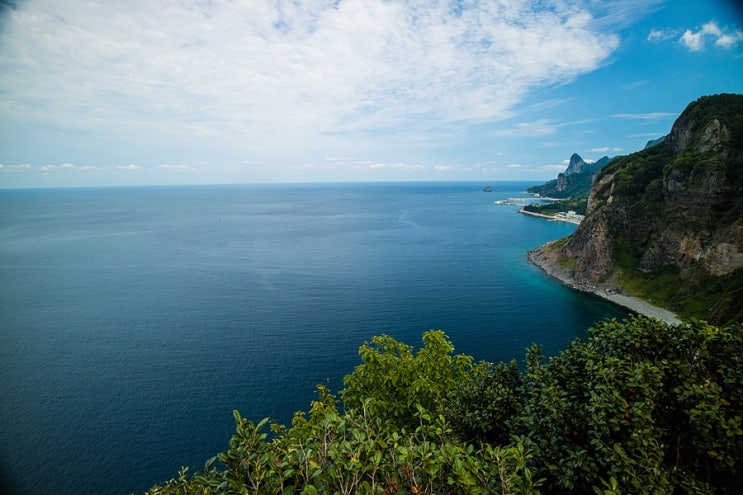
530 94 743 324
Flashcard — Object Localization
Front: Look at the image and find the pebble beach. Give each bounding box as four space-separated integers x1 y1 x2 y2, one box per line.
528 243 683 326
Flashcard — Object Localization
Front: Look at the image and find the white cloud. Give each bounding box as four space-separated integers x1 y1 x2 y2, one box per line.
680 21 743 51
680 29 706 51
611 112 677 120
295 158 424 173
621 80 648 90
0 0 621 158
586 0 666 30
527 98 576 110
702 21 724 37
369 162 425 171
35 162 133 174
0 163 32 173
495 119 558 137
589 146 622 153
716 31 743 49
647 28 677 43
158 164 195 171
495 116 596 137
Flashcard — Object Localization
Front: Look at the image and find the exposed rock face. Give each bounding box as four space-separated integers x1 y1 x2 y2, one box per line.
528 154 613 198
565 153 587 175
668 116 732 156
556 154 587 192
561 208 615 284
538 94 743 323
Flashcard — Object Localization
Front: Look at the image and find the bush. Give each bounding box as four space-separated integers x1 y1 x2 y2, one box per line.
516 317 743 494
146 317 743 495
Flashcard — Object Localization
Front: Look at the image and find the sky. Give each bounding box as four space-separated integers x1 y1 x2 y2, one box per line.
0 0 742 187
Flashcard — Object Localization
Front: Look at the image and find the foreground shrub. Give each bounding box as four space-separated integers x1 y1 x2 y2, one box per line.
517 317 743 494
146 317 742 495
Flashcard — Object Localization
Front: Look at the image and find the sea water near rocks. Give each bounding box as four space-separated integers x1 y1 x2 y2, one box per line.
0 182 626 494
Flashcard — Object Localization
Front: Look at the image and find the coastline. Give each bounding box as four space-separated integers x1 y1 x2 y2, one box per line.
518 208 582 225
527 243 683 326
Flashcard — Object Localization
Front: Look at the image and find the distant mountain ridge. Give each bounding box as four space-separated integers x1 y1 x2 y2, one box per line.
527 153 614 199
530 93 743 324
644 136 666 149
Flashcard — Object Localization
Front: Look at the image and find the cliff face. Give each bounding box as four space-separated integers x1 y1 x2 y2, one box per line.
564 153 588 175
554 94 743 324
528 153 613 198
555 154 586 192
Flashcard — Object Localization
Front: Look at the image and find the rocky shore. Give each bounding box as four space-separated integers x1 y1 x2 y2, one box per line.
528 242 682 326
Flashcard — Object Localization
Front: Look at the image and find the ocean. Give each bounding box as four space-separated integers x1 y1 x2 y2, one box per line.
0 182 626 494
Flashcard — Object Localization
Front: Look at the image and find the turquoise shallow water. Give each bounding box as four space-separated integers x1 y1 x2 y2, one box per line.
0 182 626 494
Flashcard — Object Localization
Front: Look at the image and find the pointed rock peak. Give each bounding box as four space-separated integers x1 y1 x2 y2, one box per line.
565 153 586 175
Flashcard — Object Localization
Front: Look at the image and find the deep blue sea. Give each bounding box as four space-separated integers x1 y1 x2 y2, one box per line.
0 182 626 494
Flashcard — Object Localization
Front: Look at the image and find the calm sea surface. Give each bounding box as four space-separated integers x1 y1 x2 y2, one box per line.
0 182 626 494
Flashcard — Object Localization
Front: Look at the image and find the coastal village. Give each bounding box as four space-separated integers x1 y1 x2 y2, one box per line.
518 205 585 224
490 193 585 224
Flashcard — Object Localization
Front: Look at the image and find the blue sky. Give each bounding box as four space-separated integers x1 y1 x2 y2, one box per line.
1 0 741 187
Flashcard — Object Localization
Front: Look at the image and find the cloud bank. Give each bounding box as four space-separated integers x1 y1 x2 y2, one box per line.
0 0 622 163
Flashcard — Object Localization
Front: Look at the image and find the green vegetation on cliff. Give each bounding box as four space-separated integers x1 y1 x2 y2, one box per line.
147 317 743 495
555 94 743 324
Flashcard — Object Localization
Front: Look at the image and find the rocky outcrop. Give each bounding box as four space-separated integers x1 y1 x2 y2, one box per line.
528 154 614 198
556 153 588 191
564 153 587 176
531 94 743 324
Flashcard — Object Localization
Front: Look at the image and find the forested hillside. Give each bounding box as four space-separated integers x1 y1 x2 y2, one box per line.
536 94 743 324
147 317 743 495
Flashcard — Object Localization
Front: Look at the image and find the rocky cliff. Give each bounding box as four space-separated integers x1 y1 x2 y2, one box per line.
531 94 743 324
555 153 586 192
527 153 613 199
